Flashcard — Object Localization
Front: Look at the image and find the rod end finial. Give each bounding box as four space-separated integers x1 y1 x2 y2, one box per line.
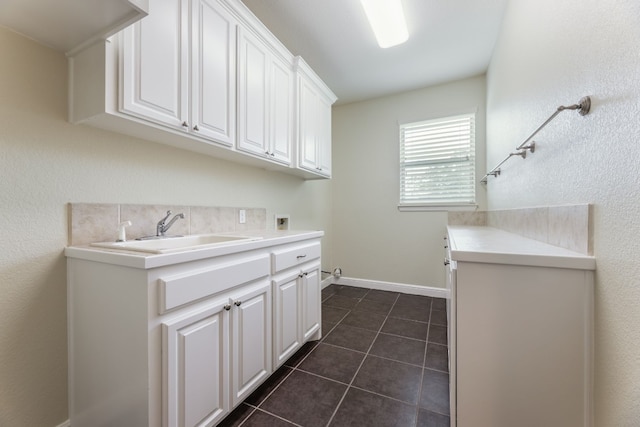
578 96 591 116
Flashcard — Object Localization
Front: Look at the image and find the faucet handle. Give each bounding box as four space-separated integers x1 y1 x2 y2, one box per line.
159 210 172 223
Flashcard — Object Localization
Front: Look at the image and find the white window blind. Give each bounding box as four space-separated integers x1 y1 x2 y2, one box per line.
399 113 476 208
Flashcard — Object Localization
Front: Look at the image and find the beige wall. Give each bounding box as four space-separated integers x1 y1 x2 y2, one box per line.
331 76 487 287
486 1 640 424
0 27 332 426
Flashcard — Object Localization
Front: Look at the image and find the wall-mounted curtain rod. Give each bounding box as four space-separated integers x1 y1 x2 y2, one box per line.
481 96 591 184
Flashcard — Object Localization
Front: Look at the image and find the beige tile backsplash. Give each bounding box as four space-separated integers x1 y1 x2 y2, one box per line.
69 203 267 246
446 211 488 227
448 204 592 255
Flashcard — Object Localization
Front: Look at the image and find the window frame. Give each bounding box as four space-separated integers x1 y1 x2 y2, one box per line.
398 112 477 211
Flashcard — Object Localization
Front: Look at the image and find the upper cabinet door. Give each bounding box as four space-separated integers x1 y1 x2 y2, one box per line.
191 0 236 146
237 28 269 156
237 27 293 165
269 55 293 164
297 76 320 172
317 95 332 176
295 57 336 178
120 0 189 129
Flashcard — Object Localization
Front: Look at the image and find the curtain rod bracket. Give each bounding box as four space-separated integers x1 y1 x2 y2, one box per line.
577 96 591 116
521 142 536 153
481 96 591 183
560 96 591 116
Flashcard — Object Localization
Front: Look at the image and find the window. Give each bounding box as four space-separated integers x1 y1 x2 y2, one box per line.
399 113 476 210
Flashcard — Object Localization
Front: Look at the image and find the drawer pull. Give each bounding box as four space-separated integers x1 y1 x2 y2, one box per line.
234 300 242 307
224 304 231 311
444 258 451 266
296 254 307 259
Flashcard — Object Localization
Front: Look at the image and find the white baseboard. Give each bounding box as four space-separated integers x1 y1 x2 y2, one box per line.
322 275 450 299
321 275 335 289
55 420 70 427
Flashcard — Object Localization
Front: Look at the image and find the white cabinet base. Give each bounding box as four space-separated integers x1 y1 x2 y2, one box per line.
163 300 230 427
67 234 321 427
456 263 593 427
447 226 595 427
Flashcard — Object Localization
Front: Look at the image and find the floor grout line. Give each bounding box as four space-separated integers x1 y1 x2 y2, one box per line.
323 289 400 426
225 285 451 427
415 299 434 426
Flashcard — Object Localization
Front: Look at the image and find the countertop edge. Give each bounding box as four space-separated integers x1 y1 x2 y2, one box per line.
65 230 324 269
447 226 596 270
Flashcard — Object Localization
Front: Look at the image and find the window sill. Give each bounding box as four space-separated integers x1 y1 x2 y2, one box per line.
398 204 478 212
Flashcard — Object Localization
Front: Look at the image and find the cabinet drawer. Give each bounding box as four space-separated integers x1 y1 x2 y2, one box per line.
159 255 270 313
271 242 321 273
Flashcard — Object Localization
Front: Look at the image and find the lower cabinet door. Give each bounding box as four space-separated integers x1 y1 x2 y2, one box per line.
302 263 321 341
231 280 273 406
272 271 302 368
162 300 230 427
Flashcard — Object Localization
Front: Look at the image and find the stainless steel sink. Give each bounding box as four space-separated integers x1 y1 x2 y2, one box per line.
90 234 262 254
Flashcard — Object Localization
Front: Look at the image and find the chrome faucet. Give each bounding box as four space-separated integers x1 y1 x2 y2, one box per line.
156 210 184 236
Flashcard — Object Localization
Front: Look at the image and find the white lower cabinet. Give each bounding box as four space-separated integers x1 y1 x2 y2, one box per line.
230 281 272 406
272 271 302 366
272 262 321 367
66 235 321 427
301 265 321 341
163 279 271 427
271 242 322 368
163 298 230 427
446 226 595 427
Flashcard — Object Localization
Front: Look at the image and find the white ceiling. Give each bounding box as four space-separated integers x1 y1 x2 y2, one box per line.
242 0 508 105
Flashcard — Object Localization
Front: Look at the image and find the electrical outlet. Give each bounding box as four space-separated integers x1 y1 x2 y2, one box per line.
239 209 246 224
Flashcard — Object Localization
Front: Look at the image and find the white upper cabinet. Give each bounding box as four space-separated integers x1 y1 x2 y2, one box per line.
191 0 236 145
120 0 188 129
295 57 337 178
121 0 236 146
237 27 294 165
68 0 336 179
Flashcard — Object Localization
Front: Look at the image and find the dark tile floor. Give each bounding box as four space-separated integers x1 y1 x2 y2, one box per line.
219 284 450 427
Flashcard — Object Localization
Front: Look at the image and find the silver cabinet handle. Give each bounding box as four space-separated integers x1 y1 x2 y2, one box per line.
181 121 189 128
444 258 450 266
224 304 231 311
193 125 199 131
234 301 242 307
296 255 307 259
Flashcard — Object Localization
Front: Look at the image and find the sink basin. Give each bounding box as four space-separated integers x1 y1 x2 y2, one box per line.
90 234 262 254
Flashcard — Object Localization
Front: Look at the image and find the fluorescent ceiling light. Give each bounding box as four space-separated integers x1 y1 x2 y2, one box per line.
360 0 409 48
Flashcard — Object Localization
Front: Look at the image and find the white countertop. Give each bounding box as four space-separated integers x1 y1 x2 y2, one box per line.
65 230 324 269
447 226 595 270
